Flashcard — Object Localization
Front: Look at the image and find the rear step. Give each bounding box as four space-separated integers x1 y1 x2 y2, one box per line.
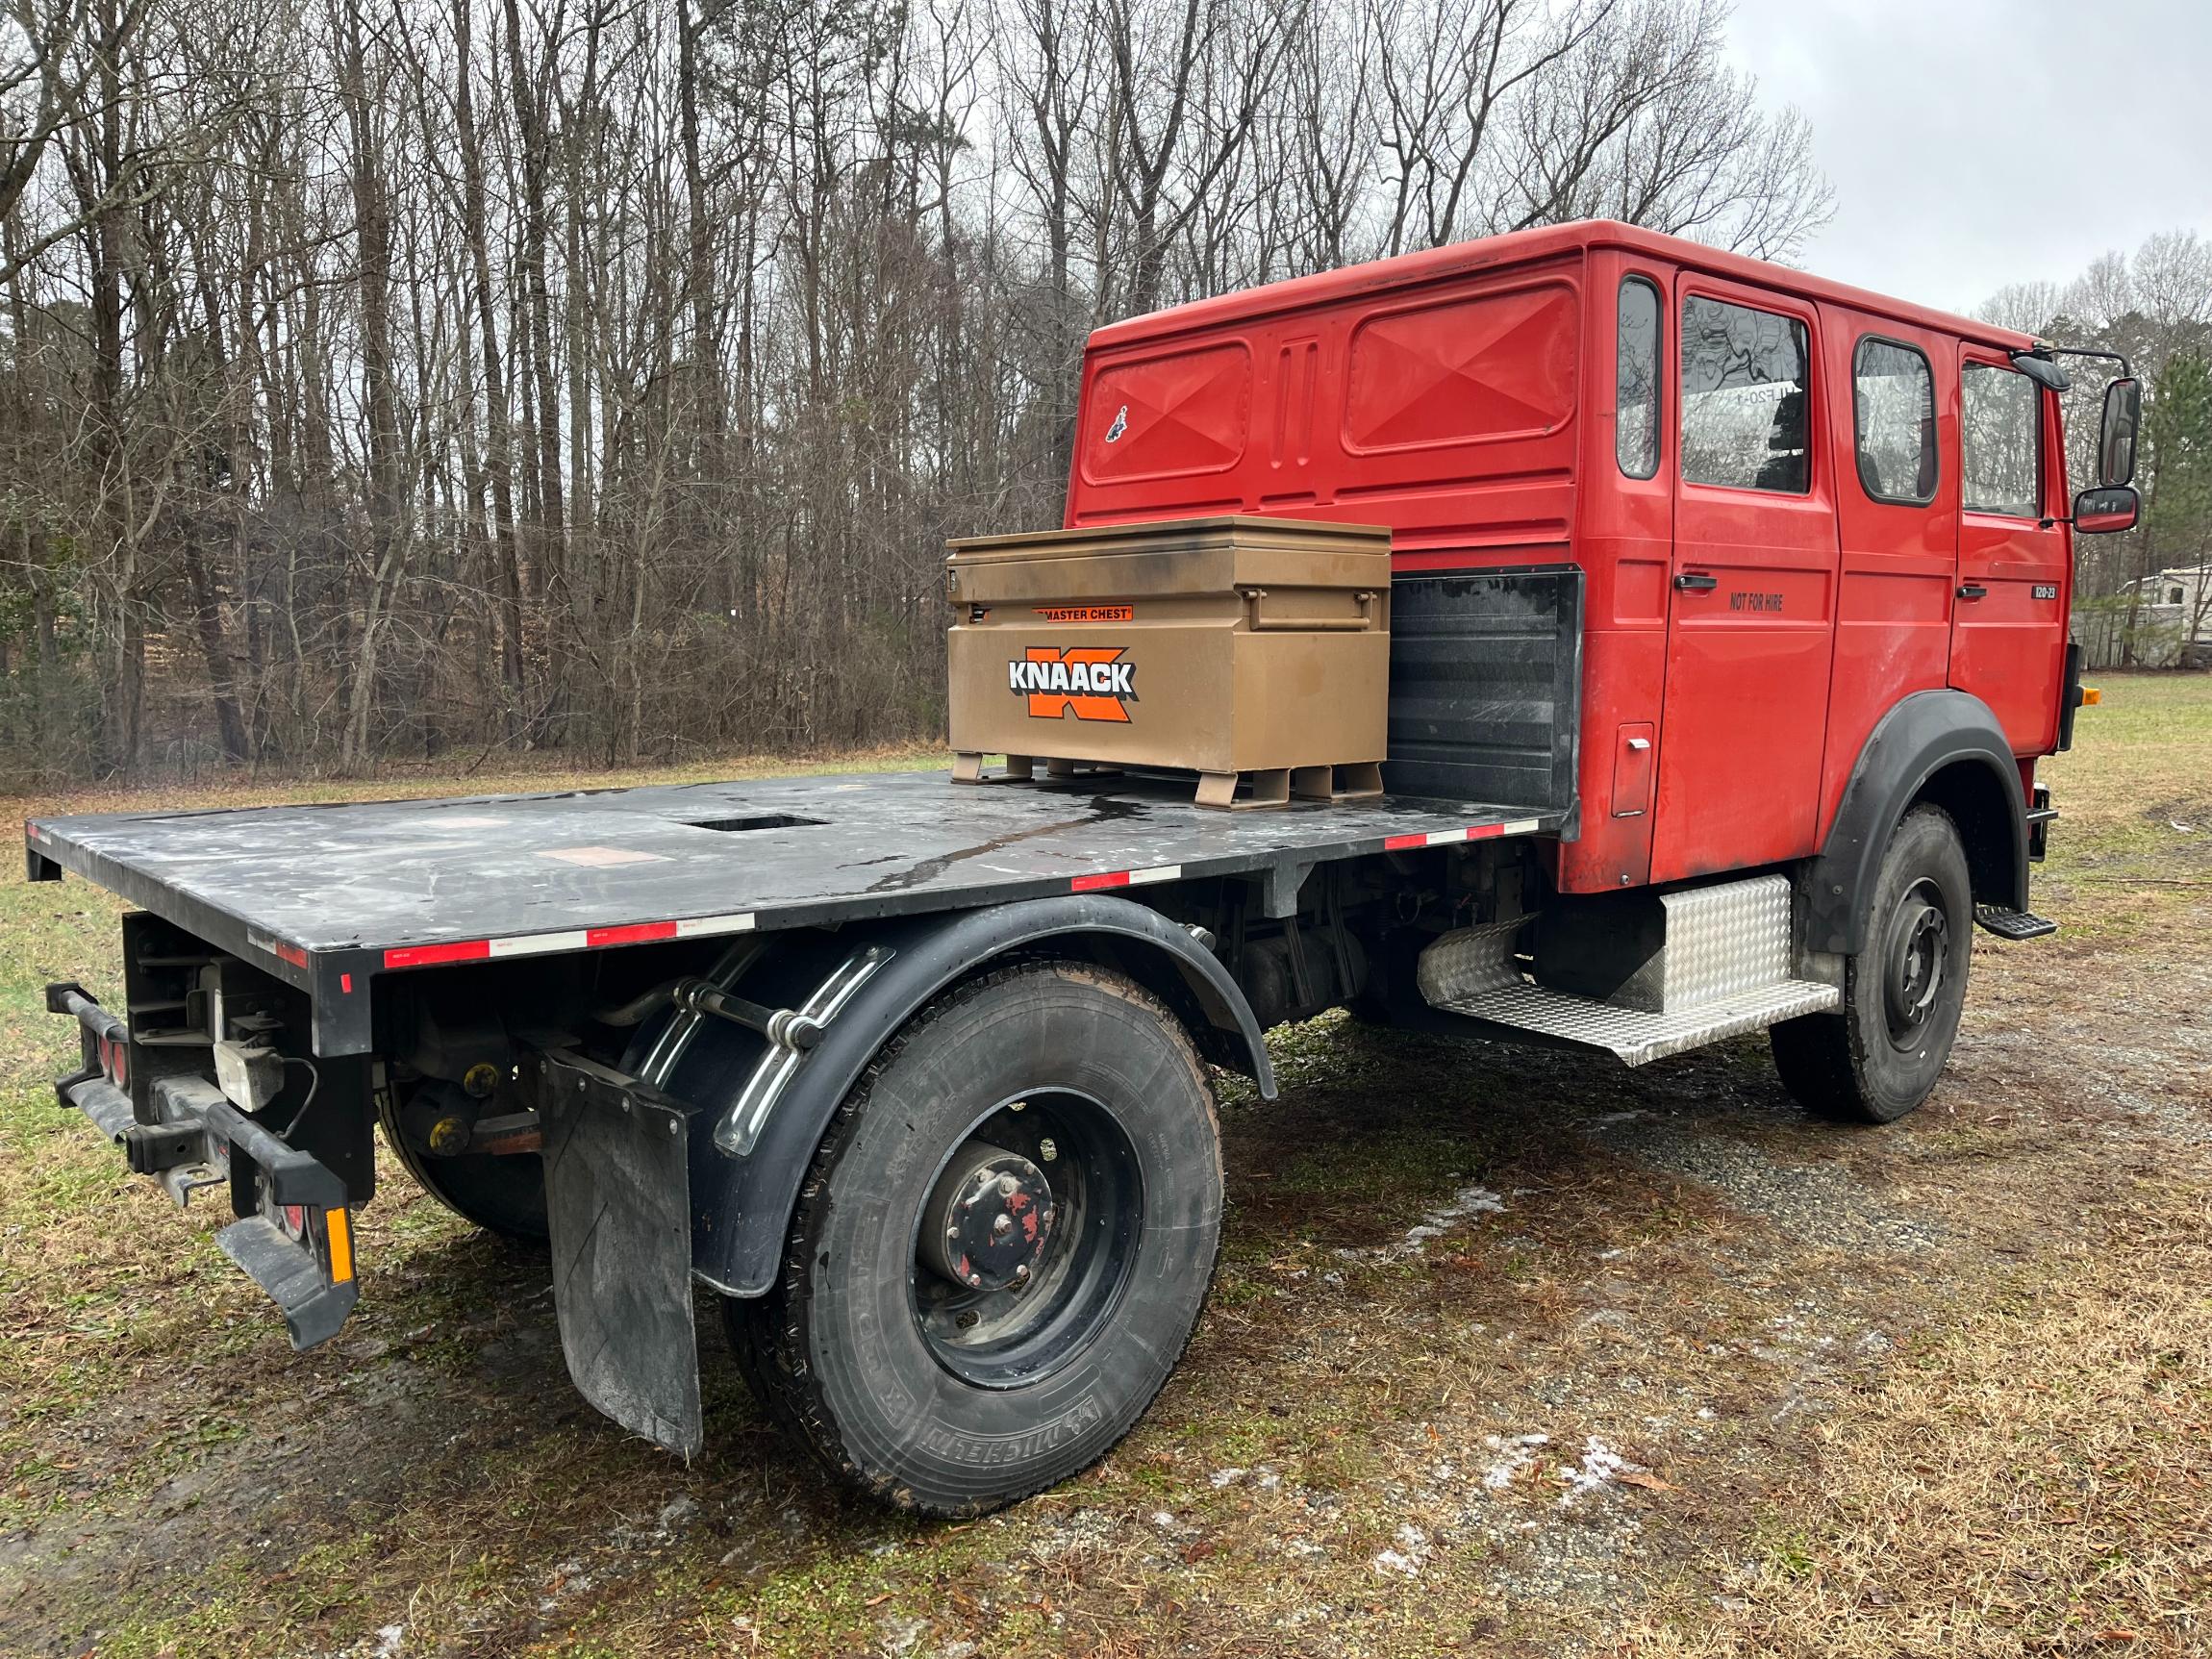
1418 873 1840 1067
1973 904 2058 941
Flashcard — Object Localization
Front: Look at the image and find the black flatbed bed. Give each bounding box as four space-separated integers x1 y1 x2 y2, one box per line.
26 768 1557 1052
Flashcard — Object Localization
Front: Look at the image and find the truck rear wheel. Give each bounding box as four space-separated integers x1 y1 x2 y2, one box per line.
725 961 1223 1517
1771 804 1972 1124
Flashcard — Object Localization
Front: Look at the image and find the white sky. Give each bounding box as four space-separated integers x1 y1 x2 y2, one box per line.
1725 0 2212 314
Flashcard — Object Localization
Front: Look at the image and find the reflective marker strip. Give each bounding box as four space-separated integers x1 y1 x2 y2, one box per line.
1384 819 1546 852
325 1208 354 1284
1071 864 1183 892
381 910 755 970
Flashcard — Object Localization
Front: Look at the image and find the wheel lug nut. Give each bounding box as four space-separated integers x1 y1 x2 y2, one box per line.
967 1271 982 1288
1013 1264 1030 1282
997 1173 1018 1195
993 1214 1013 1236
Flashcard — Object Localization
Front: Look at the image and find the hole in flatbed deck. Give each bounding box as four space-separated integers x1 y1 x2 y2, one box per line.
679 814 830 834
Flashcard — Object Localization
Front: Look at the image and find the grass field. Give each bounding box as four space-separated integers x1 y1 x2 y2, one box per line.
0 683 2206 1657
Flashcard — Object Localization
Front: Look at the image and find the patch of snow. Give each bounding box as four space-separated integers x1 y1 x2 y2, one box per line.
370 1627 404 1659
1479 1431 1549 1490
1209 1467 1246 1489
1556 1437 1639 1507
1336 1184 1506 1262
1151 1509 1175 1528
1371 1521 1431 1576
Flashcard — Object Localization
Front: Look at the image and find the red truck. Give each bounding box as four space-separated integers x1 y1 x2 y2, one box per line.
31 221 2136 1517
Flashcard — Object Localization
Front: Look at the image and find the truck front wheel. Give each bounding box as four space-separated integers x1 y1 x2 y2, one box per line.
725 961 1223 1516
1772 803 1973 1124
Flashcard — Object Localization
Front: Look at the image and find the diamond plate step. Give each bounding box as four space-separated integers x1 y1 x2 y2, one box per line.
1430 977 1841 1068
1973 904 2058 942
1416 871 1838 1066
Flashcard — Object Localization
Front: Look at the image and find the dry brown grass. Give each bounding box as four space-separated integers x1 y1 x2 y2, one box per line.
0 684 2206 1657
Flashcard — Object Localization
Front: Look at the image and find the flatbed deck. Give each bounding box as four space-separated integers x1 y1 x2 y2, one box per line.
27 769 1559 1052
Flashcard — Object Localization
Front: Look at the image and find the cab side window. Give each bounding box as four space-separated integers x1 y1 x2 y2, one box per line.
1852 337 1936 504
1680 295 1810 492
1617 277 1661 479
1961 364 2041 517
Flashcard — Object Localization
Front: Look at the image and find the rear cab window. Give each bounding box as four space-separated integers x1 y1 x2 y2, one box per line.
1617 277 1661 478
1680 294 1811 492
1961 363 2042 518
1852 337 1936 505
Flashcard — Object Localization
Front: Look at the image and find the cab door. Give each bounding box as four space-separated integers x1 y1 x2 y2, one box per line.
1813 313 1956 841
1650 279 1842 883
1952 354 2070 752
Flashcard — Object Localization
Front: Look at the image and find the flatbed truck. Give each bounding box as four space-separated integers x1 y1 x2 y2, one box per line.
30 221 2136 1516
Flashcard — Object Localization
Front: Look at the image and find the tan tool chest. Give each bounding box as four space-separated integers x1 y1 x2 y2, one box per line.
946 515 1392 808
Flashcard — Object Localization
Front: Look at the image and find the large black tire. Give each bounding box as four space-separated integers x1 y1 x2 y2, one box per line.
376 1093 548 1241
1771 803 1973 1124
726 961 1223 1517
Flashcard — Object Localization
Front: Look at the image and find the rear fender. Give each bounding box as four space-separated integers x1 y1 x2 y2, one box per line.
674 894 1273 1298
1805 690 2027 955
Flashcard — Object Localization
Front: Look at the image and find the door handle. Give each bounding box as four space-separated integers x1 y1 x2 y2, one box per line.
1956 582 1988 601
1673 572 1718 592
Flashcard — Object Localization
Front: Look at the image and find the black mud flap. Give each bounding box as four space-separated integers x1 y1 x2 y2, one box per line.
528 1048 704 1458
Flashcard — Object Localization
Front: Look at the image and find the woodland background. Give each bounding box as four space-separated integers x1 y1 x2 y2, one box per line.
0 0 2202 783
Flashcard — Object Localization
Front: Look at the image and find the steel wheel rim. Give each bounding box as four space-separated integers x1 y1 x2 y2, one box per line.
909 1087 1144 1390
1880 876 1950 1049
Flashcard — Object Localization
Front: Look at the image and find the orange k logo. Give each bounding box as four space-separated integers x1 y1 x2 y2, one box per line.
1009 646 1135 722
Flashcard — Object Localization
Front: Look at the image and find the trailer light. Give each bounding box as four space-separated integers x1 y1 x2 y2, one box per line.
2080 687 2101 705
325 1208 354 1284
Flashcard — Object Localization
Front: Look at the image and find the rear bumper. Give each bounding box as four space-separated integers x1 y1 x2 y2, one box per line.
47 982 360 1349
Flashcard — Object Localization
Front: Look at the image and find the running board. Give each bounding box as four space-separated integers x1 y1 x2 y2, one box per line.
1417 873 1840 1067
1973 904 2057 941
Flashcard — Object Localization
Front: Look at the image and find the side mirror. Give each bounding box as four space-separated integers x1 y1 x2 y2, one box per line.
2098 377 2140 487
2073 485 2139 535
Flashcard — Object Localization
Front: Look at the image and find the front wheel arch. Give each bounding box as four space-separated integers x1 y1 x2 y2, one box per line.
1805 691 2027 955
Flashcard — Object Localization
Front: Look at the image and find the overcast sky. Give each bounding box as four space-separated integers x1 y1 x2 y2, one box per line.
1725 0 2212 314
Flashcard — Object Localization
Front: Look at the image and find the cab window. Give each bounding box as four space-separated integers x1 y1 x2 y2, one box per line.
1853 337 1936 504
1680 295 1810 492
1616 277 1661 479
1961 364 2041 517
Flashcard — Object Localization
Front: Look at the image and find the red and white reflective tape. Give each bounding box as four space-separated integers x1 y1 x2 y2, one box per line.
1382 818 1543 852
382 909 755 970
1069 863 1183 893
249 932 311 969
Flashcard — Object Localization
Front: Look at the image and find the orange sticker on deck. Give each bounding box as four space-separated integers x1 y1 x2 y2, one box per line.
1033 605 1134 623
1009 646 1135 721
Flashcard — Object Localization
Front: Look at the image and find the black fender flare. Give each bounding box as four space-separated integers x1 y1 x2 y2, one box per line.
685 893 1273 1297
1804 690 2027 955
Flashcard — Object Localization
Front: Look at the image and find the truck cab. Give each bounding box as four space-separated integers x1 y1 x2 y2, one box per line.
1063 218 2125 906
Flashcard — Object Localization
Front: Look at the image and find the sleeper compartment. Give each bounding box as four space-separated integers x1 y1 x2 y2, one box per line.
945 515 1392 807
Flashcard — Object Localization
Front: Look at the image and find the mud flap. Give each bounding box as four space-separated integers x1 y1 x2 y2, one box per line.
527 1048 704 1458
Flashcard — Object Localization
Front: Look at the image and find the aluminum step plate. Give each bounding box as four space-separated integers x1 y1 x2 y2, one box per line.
1431 977 1841 1068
